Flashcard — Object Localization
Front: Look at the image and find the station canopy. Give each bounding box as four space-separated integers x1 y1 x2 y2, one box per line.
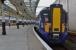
0 0 56 19
9 0 39 19
0 0 39 19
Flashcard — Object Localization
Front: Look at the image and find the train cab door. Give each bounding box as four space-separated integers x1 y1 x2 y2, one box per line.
44 22 50 32
43 13 51 32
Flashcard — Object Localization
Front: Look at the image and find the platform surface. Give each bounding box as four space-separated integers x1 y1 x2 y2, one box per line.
0 25 46 50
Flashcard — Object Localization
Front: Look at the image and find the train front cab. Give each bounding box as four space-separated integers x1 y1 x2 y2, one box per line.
39 4 68 44
49 4 68 44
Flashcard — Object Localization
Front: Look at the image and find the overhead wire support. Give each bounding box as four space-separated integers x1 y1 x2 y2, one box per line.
67 0 69 14
58 0 61 4
66 0 70 31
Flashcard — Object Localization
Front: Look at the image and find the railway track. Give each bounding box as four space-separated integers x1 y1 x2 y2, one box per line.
52 33 76 50
34 27 76 50
52 45 68 50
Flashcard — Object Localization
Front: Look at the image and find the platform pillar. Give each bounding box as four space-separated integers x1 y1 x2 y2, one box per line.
17 23 19 29
1 3 6 35
2 22 6 35
16 20 19 29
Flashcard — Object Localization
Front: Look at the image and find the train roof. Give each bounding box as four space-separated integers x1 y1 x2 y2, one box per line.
38 7 50 15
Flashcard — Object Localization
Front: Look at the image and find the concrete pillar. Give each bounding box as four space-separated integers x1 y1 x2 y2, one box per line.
1 0 6 35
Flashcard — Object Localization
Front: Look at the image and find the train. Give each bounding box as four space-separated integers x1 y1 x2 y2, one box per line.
34 4 68 45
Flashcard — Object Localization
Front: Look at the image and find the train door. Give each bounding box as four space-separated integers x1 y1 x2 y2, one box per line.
42 13 50 32
44 17 50 32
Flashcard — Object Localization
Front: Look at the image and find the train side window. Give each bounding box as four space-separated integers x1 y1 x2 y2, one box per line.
45 17 49 22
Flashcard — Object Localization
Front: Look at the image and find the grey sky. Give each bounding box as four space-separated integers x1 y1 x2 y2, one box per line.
36 0 56 15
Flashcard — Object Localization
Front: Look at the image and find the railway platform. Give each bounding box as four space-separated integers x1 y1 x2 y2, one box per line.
0 25 45 50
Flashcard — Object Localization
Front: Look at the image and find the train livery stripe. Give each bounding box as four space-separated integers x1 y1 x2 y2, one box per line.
52 8 61 32
33 27 53 50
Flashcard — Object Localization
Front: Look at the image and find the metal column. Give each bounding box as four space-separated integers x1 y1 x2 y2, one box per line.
1 0 6 35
